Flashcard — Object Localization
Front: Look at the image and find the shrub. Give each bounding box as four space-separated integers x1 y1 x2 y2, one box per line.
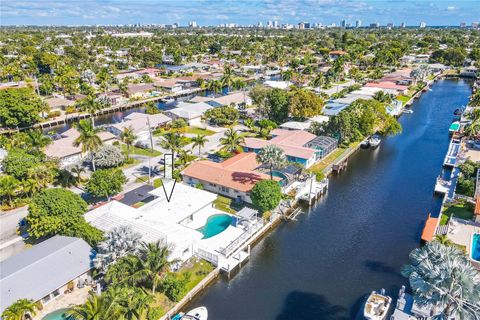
250 179 282 213
92 145 125 168
86 168 127 198
162 272 191 302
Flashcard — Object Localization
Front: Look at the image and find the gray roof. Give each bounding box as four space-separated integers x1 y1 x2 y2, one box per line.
0 236 94 313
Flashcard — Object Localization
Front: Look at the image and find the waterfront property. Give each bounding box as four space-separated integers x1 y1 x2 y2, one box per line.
243 129 337 168
0 236 94 315
44 128 116 167
85 182 256 269
182 152 281 203
164 102 214 126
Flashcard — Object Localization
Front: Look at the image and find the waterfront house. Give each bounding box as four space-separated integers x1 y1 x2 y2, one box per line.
108 112 171 147
85 182 251 269
243 129 337 168
279 115 329 131
165 101 214 126
116 68 160 81
45 128 116 167
206 91 252 109
365 81 409 95
0 236 94 315
44 96 75 111
97 91 125 106
182 152 279 203
154 79 185 93
126 83 156 99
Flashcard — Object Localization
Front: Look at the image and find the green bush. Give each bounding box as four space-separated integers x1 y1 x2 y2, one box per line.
162 272 191 302
86 168 127 198
250 179 282 213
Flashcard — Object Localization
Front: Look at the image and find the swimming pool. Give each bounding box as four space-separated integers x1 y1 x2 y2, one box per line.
471 233 480 262
42 308 69 320
272 171 288 186
197 214 233 239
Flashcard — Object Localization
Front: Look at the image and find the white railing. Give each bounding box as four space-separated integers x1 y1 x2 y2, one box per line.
195 248 219 265
219 218 264 258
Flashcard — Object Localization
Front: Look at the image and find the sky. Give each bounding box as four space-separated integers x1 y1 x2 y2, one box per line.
1 0 479 27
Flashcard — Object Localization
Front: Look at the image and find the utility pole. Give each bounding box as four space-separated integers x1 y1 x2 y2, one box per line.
146 116 154 185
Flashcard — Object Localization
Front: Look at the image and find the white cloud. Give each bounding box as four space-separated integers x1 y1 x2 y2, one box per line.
447 6 456 11
216 14 229 20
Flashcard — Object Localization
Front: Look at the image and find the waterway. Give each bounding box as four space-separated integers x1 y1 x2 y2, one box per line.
187 78 473 319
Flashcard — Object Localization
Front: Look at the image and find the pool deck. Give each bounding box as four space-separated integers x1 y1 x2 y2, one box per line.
34 286 91 320
446 217 480 259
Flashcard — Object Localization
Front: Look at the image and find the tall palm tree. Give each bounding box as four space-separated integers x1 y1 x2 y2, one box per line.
191 134 208 156
0 175 20 208
73 120 103 172
311 73 324 88
1 299 36 320
78 95 103 128
402 241 480 319
120 126 137 161
158 133 182 158
70 164 86 182
206 80 222 94
220 65 234 90
256 145 287 179
219 128 244 153
66 292 121 320
373 91 393 104
25 130 51 151
178 149 193 166
244 118 255 132
132 241 177 294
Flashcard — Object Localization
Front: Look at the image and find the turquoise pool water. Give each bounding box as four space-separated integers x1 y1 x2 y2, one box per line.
472 234 480 262
197 214 233 239
272 171 288 186
42 309 69 320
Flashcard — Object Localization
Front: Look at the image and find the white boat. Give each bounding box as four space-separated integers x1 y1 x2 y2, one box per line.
180 306 208 320
403 109 413 114
369 135 381 148
363 289 392 320
162 96 176 105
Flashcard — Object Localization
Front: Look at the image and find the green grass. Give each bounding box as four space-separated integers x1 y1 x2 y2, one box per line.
213 195 236 214
153 178 163 188
439 201 474 225
120 144 162 157
397 95 411 105
308 147 347 175
120 158 140 169
185 126 215 136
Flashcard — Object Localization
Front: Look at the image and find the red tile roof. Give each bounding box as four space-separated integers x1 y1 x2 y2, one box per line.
182 153 279 192
421 214 439 242
365 81 408 91
475 198 480 216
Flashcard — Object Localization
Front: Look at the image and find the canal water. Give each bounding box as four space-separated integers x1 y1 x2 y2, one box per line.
187 78 472 319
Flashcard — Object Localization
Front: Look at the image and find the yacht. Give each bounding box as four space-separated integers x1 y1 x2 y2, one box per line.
364 289 392 320
162 96 176 105
179 306 208 320
369 135 381 149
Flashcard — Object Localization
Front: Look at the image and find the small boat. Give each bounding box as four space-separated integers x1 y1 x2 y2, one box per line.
403 109 413 114
369 135 381 149
179 306 208 320
162 96 176 105
449 121 460 134
360 140 370 148
453 108 463 116
363 289 392 320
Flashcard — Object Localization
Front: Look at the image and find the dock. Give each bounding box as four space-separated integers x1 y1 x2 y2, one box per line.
443 138 461 167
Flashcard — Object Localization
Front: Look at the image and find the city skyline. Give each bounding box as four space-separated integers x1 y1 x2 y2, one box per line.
1 0 479 27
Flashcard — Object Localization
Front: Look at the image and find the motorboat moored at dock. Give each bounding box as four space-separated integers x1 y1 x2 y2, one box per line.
448 121 460 134
363 289 392 320
369 135 381 149
175 306 208 320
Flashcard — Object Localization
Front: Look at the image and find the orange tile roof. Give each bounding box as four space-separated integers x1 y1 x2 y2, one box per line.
421 214 439 242
182 153 279 192
365 81 408 91
475 198 480 216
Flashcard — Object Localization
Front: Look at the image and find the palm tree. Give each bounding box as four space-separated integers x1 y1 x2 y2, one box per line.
1 299 36 320
311 73 324 88
27 164 54 190
434 234 453 246
219 128 244 153
132 241 177 294
244 118 255 132
0 175 20 208
120 126 137 161
206 80 222 94
158 133 182 158
402 241 480 319
178 149 193 166
373 91 393 104
191 134 208 156
256 145 287 179
220 65 234 90
78 95 103 128
70 165 86 183
66 292 121 320
25 130 51 151
73 120 103 171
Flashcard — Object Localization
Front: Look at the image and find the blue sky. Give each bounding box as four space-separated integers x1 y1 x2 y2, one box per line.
1 0 479 26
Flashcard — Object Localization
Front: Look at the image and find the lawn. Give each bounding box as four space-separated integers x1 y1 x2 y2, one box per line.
152 259 214 316
120 144 162 157
213 195 237 214
185 126 215 136
120 158 140 169
397 95 411 105
439 201 474 225
308 146 347 176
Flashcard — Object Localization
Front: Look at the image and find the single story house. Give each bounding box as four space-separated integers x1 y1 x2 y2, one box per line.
165 101 214 126
97 91 125 106
126 83 156 99
116 68 160 81
44 97 75 111
45 128 116 167
279 115 329 131
0 236 94 314
206 91 252 109
108 112 171 147
182 152 279 203
323 101 350 116
264 80 293 89
365 81 409 95
154 79 184 93
243 129 337 168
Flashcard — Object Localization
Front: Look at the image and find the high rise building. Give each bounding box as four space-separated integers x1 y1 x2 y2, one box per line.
257 21 263 28
273 20 279 28
189 21 197 28
400 22 406 28
419 21 426 28
304 22 311 29
298 22 305 29
267 20 273 28
355 20 362 28
472 22 479 29
341 19 347 28
387 23 394 29
370 22 379 28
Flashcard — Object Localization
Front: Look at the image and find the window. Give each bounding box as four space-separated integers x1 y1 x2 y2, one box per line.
209 183 217 187
221 186 229 193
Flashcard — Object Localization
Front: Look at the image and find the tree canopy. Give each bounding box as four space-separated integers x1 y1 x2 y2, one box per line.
86 168 127 198
250 179 282 213
0 88 47 128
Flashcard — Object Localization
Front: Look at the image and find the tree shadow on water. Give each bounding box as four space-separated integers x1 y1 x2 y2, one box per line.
363 260 404 280
276 291 349 320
